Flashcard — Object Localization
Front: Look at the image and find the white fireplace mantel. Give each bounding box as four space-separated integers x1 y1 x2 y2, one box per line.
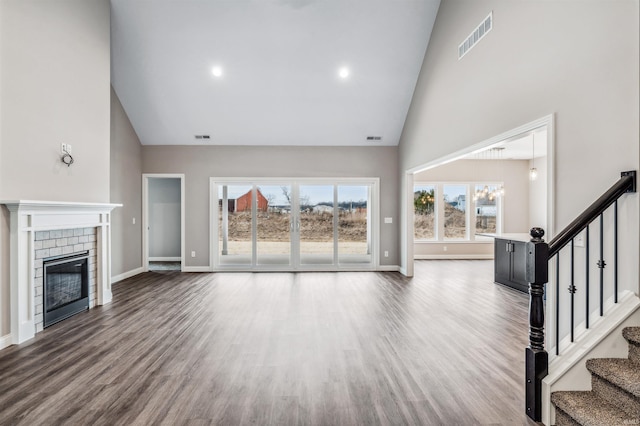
1 200 121 344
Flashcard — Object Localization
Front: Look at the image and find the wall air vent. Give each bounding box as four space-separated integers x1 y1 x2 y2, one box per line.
366 136 382 141
458 12 492 60
195 135 211 140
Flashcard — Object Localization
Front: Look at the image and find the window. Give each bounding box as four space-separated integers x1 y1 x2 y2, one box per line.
473 184 499 236
443 184 467 240
414 182 502 242
414 185 436 240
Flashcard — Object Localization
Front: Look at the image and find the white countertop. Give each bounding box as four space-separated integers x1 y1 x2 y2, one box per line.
476 233 532 242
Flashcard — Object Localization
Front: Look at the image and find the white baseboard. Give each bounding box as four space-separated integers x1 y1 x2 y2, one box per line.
414 254 494 260
111 266 144 284
182 266 211 272
149 257 181 262
377 265 400 272
182 265 398 273
0 334 12 350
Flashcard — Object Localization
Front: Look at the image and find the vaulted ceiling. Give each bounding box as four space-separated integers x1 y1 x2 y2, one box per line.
110 0 440 146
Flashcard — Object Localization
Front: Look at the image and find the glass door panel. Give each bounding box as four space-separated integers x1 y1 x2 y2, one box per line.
218 184 253 265
257 185 291 266
299 185 334 265
338 185 371 264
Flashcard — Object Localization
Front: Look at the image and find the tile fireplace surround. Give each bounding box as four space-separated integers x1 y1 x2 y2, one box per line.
1 200 120 345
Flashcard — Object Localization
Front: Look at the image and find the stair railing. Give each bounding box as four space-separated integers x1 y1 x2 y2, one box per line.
524 170 637 422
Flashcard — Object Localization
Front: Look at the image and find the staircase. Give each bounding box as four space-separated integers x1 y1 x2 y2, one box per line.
522 172 639 423
551 326 640 425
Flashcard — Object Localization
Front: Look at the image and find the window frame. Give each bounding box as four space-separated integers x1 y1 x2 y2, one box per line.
210 177 380 271
414 181 503 243
413 184 438 241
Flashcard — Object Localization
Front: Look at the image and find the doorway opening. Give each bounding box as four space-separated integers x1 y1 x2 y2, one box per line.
142 174 185 272
403 114 555 277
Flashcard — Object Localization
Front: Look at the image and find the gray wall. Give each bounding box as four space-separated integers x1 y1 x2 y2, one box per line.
110 87 143 277
142 145 399 267
414 159 530 257
0 0 111 202
148 178 181 259
399 0 639 286
0 0 111 340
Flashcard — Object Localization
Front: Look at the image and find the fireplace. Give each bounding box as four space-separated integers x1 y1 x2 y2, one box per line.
0 200 120 346
43 252 90 327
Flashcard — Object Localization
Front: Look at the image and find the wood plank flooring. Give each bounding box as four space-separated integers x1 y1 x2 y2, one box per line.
0 260 537 425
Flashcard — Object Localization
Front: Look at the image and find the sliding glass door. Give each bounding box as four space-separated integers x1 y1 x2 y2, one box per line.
217 184 252 266
212 179 378 270
256 184 291 266
299 184 334 266
338 185 371 264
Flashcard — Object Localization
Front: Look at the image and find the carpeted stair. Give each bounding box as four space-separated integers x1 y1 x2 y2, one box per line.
551 327 640 425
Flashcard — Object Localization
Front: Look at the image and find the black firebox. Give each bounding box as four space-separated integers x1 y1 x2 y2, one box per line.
43 252 89 328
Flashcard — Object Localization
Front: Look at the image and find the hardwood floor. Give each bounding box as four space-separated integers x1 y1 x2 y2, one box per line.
0 260 537 425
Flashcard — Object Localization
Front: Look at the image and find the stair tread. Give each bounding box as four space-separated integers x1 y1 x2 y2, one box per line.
552 391 640 426
586 358 640 398
623 326 640 346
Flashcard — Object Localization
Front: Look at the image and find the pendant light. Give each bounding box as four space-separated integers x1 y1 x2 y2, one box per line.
530 133 538 181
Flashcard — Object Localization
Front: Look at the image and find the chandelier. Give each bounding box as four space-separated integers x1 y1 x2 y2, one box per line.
471 147 505 202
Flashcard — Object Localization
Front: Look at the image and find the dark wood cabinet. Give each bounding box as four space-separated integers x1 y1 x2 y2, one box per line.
494 237 529 292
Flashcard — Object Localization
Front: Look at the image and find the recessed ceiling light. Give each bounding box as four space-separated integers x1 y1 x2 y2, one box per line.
338 67 350 79
211 66 223 77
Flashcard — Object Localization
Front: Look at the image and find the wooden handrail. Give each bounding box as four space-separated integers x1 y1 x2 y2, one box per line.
548 171 636 257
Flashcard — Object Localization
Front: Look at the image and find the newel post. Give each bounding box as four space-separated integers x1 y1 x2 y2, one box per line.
525 227 549 422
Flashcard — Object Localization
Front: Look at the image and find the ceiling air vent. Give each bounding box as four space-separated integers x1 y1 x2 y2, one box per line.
458 12 492 60
195 135 211 140
366 136 382 141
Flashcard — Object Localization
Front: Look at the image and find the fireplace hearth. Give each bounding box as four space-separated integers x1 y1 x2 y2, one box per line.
43 252 89 328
